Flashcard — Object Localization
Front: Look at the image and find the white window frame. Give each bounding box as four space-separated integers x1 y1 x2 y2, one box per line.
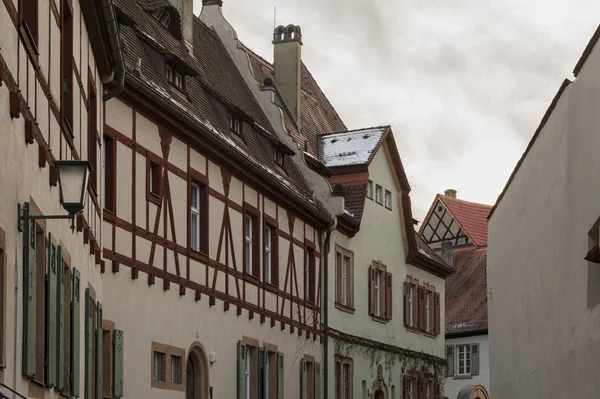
190 182 201 252
102 136 107 209
426 290 431 333
171 355 181 384
408 377 414 399
366 180 373 199
385 189 392 209
456 344 471 375
228 114 234 130
265 225 273 284
342 256 349 305
408 284 414 327
245 214 253 274
166 64 173 83
234 119 241 135
375 185 383 204
245 347 251 399
174 72 182 89
375 270 382 317
305 250 310 299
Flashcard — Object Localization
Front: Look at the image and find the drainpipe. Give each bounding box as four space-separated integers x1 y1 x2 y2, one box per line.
322 225 333 399
99 0 125 102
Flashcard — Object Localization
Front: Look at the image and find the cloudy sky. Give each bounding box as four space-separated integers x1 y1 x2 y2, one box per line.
195 0 600 220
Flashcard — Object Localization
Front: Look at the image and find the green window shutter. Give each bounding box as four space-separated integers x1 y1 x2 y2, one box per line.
237 341 247 399
22 203 37 378
85 288 93 399
277 352 284 399
57 247 65 390
113 329 124 398
471 344 480 376
261 348 269 399
300 359 306 399
71 268 81 396
46 233 58 387
96 303 103 399
446 345 454 377
314 362 321 399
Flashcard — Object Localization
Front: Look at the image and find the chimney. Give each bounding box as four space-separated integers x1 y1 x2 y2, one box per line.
169 0 194 47
444 189 457 198
441 240 453 266
273 24 302 130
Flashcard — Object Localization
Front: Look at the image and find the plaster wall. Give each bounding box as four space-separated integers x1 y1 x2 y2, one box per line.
444 334 489 399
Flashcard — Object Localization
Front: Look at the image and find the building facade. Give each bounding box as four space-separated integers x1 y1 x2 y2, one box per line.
0 0 124 398
420 191 491 399
488 25 600 398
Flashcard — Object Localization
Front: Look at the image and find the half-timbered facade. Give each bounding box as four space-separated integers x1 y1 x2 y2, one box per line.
0 0 124 398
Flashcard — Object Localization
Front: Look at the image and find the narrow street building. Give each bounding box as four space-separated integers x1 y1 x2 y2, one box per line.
0 0 124 397
420 191 491 399
488 25 600 397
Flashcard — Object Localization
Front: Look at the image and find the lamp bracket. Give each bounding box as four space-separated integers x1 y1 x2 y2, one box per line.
17 203 75 232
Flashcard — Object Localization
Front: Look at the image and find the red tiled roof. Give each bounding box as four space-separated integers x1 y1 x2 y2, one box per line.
439 195 492 247
445 247 488 335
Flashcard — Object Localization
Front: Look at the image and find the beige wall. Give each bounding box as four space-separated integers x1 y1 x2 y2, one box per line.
328 143 445 396
103 97 323 397
488 37 600 397
0 0 105 395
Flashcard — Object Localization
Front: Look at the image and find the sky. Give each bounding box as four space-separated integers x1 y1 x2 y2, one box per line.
194 0 600 220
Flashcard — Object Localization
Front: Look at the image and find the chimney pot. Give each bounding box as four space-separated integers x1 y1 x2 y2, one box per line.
444 189 457 198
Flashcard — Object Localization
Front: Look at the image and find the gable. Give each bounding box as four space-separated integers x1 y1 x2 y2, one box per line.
421 200 471 249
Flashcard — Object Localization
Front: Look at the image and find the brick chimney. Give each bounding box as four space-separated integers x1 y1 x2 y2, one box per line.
273 24 302 130
444 189 457 198
169 0 194 47
441 240 453 266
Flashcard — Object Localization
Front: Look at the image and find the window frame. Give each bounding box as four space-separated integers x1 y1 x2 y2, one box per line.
165 63 185 91
366 180 373 200
384 189 392 209
170 355 182 384
228 113 243 136
243 203 260 279
405 276 419 330
369 261 391 322
88 75 98 194
456 344 471 376
21 0 39 52
263 215 279 288
304 241 316 304
335 245 354 312
150 342 185 391
146 154 162 205
102 134 117 213
153 351 165 381
188 171 208 255
335 356 354 399
375 185 383 205
61 0 74 133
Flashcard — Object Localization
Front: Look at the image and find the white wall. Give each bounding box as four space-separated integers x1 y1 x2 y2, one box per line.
488 35 600 398
444 334 489 399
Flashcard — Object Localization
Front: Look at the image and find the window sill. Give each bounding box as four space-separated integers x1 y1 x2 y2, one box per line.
406 326 421 334
424 332 437 339
244 273 260 284
372 315 388 324
452 374 473 380
335 302 355 314
264 282 279 293
147 191 162 205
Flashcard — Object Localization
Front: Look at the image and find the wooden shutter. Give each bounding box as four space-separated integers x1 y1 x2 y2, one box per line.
85 288 93 399
96 303 103 399
57 247 65 390
336 252 342 303
418 378 425 399
46 234 58 387
22 203 37 378
314 362 321 399
471 344 480 375
113 329 124 398
261 348 268 399
300 359 307 399
385 272 393 320
418 286 426 331
434 292 440 335
277 352 284 399
445 345 454 377
403 375 410 399
237 341 247 399
403 282 409 326
369 266 376 315
71 268 81 396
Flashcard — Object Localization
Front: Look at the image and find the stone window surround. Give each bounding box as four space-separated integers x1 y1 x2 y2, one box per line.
150 341 185 392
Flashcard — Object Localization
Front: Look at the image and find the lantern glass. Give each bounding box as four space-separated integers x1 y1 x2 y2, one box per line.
54 160 90 215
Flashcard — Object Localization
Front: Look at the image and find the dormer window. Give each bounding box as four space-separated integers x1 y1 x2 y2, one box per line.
273 149 284 167
228 114 242 135
153 8 171 28
165 64 184 91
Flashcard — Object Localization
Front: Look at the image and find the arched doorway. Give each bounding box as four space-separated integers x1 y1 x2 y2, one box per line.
457 385 489 399
186 341 210 399
374 389 385 399
371 365 388 399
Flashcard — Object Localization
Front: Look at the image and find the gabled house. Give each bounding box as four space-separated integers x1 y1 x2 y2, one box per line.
488 24 600 397
420 190 491 399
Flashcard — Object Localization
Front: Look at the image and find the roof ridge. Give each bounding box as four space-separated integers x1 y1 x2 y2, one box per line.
439 194 492 208
319 125 391 137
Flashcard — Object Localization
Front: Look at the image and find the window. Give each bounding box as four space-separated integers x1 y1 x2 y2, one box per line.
244 207 259 278
229 113 242 135
264 222 278 286
171 355 181 384
416 284 440 336
335 356 353 399
259 348 278 399
148 159 161 199
153 351 165 381
335 246 354 310
375 185 383 205
35 226 46 383
425 290 432 333
403 376 416 399
103 135 116 212
165 64 184 90
305 245 316 303
404 278 419 329
190 181 206 253
237 342 259 399
21 0 39 51
456 344 471 375
369 262 391 321
385 190 392 209
273 149 284 167
366 181 373 199
61 0 74 130
101 320 124 398
88 78 98 191
153 8 171 27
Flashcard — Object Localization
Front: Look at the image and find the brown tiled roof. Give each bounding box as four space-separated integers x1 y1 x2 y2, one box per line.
415 233 449 267
240 43 347 155
115 0 311 197
439 195 492 246
445 247 488 335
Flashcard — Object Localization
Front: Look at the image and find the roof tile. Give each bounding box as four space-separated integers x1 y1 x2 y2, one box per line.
439 195 492 246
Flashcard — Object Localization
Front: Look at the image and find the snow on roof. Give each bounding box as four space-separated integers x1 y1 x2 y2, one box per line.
319 127 387 167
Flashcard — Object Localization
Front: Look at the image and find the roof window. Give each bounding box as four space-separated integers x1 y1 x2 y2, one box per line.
153 8 171 28
165 63 184 91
